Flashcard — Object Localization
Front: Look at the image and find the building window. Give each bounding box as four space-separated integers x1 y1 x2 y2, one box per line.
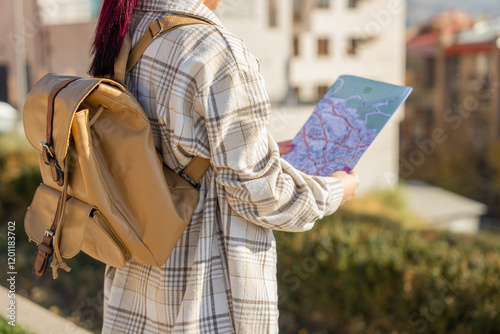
318 85 329 99
317 38 330 57
293 36 300 57
269 0 278 27
347 38 359 56
348 0 359 9
425 57 435 87
291 86 301 101
293 0 302 23
316 0 330 9
473 120 488 151
347 36 375 56
476 53 489 77
412 117 426 140
0 66 7 103
38 0 103 25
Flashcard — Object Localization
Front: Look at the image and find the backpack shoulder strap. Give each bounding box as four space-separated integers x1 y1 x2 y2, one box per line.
115 15 212 184
126 15 210 73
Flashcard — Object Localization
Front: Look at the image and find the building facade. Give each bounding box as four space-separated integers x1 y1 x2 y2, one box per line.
291 0 406 103
403 11 500 169
402 10 500 221
216 0 292 103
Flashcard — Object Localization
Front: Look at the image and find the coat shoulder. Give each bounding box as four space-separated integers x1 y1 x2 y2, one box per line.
174 23 260 74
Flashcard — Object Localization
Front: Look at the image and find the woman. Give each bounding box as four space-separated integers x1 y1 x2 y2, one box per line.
89 0 360 333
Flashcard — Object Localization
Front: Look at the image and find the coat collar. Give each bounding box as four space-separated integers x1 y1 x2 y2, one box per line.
135 0 224 27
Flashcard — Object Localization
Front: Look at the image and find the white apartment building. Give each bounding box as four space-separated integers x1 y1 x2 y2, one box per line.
222 0 407 192
216 0 292 102
291 0 406 101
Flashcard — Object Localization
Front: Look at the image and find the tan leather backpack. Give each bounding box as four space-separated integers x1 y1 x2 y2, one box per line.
23 16 210 279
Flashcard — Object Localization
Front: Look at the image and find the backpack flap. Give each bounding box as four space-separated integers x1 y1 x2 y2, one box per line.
23 74 107 163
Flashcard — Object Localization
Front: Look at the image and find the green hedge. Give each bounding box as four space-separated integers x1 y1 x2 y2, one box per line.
1 134 499 333
276 208 500 333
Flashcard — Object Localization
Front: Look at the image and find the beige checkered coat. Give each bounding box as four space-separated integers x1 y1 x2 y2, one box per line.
102 0 344 333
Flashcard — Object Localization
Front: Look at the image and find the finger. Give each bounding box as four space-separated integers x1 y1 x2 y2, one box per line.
330 171 346 178
279 146 294 155
277 140 292 148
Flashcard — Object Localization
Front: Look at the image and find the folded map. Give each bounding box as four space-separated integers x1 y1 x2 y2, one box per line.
281 75 413 176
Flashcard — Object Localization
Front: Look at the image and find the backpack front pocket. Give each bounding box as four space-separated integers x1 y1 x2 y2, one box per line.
25 184 128 268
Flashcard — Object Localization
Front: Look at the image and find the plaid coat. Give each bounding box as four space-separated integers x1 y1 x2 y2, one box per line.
102 0 344 333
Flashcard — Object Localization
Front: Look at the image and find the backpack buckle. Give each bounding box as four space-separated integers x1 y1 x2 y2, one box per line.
40 141 64 186
150 19 164 38
40 141 54 163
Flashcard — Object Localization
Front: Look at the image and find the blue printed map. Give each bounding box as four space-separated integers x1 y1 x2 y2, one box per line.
281 75 413 176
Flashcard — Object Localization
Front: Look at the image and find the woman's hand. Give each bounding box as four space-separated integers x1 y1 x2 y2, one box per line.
331 170 360 206
277 140 294 155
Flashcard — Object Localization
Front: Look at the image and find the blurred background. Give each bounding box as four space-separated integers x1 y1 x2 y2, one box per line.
1 0 499 333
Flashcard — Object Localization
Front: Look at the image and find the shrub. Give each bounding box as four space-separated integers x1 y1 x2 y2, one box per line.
276 197 500 334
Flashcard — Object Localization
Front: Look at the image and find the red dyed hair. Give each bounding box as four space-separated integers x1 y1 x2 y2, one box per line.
89 0 139 77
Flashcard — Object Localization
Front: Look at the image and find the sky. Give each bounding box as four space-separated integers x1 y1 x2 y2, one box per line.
407 0 500 26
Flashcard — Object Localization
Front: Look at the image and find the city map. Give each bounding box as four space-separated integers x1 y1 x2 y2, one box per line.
281 75 413 176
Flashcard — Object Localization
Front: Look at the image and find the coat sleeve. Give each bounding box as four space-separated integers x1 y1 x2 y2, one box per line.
196 67 344 232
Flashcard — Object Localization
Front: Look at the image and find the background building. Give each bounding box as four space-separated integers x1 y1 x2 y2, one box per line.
401 10 500 230
403 11 500 202
216 0 292 103
290 0 406 103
